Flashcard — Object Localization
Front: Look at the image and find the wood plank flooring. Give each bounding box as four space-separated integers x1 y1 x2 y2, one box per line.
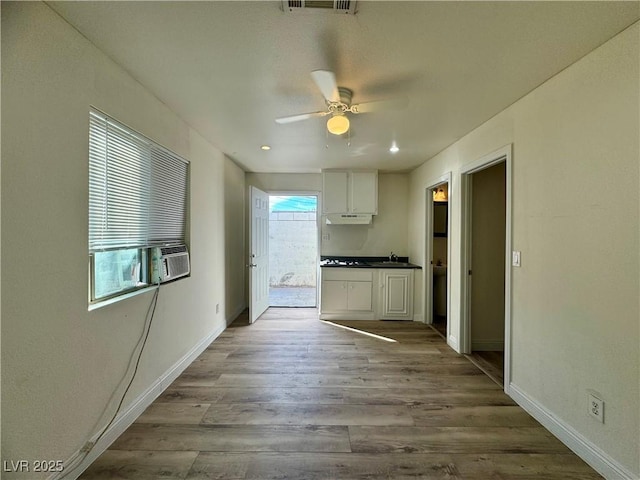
467 351 505 386
80 308 601 479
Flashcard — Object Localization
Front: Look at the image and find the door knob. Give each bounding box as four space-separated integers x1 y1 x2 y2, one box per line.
246 263 257 268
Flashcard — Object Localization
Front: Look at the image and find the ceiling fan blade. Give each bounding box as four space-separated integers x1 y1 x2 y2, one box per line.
349 96 409 114
311 70 340 103
275 111 329 124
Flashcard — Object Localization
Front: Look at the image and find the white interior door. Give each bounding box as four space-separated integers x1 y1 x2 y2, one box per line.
249 186 269 323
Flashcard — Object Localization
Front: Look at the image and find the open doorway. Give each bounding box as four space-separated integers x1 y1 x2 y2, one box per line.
460 145 511 389
431 183 449 338
268 194 319 307
424 173 452 346
468 162 506 385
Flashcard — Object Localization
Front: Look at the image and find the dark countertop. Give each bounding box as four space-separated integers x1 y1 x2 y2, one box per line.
320 256 422 269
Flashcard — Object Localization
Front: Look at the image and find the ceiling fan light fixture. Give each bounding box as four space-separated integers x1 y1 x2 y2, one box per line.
326 114 350 135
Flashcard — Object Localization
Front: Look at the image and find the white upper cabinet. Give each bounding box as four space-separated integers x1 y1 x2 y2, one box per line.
322 170 377 214
322 171 349 213
350 171 378 214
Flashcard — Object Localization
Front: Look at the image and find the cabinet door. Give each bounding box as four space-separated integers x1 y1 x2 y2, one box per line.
380 270 414 320
321 280 348 311
322 171 349 214
347 281 372 311
350 171 377 214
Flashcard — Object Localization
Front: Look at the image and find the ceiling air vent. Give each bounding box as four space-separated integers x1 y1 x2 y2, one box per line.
282 0 357 14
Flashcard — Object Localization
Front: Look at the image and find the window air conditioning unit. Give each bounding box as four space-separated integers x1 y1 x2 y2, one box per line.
151 244 190 284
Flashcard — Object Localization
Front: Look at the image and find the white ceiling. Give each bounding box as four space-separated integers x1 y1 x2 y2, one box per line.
50 1 639 173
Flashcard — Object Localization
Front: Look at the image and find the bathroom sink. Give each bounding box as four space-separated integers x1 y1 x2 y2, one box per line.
433 265 447 276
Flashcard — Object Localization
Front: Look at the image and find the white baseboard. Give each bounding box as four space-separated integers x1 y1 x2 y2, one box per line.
319 312 376 320
413 313 425 323
471 339 504 351
51 324 226 480
508 383 637 480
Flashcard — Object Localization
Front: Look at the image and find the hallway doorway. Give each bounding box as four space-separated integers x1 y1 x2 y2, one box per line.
460 146 512 390
424 172 452 347
467 161 506 385
268 194 319 307
431 183 449 339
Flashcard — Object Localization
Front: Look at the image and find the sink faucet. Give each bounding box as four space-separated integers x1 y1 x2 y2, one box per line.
389 251 398 262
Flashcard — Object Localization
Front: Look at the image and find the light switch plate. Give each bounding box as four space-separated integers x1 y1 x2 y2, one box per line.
512 251 521 267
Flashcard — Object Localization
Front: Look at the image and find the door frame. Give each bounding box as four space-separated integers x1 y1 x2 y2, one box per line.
459 144 512 393
267 191 321 308
423 172 452 340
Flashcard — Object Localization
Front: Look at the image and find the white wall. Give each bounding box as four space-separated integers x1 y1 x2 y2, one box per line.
246 173 322 193
1 2 245 476
409 23 639 477
246 173 411 259
224 157 247 322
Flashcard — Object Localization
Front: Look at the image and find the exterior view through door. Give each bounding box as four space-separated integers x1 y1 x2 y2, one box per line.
269 195 318 307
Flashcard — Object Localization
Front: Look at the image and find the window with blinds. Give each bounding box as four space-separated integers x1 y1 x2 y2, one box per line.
88 109 189 303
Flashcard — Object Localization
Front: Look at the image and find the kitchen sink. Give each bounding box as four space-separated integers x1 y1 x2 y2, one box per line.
368 261 413 267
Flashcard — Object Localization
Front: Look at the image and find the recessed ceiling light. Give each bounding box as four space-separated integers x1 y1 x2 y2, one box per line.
260 145 271 151
389 144 399 154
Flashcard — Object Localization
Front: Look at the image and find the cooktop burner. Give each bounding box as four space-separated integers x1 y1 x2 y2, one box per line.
323 258 369 266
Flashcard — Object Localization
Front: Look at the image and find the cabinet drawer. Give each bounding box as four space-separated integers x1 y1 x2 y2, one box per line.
322 268 373 282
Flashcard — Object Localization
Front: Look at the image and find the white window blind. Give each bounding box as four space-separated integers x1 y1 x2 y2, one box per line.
89 110 188 252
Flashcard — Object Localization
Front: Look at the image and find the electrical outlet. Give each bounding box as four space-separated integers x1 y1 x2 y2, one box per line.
216 303 220 314
588 393 604 423
322 233 330 241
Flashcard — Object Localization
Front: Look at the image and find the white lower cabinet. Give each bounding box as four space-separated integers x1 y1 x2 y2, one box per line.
320 267 415 320
320 269 374 320
379 269 414 320
347 281 373 311
321 280 349 311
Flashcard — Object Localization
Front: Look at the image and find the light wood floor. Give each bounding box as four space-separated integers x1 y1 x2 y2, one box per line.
432 315 447 338
80 308 601 479
467 351 505 387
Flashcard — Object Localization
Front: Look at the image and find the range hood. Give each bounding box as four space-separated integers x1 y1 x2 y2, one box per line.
325 214 372 225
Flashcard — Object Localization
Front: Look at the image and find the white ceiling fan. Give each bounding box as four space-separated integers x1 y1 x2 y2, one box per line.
275 70 405 135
